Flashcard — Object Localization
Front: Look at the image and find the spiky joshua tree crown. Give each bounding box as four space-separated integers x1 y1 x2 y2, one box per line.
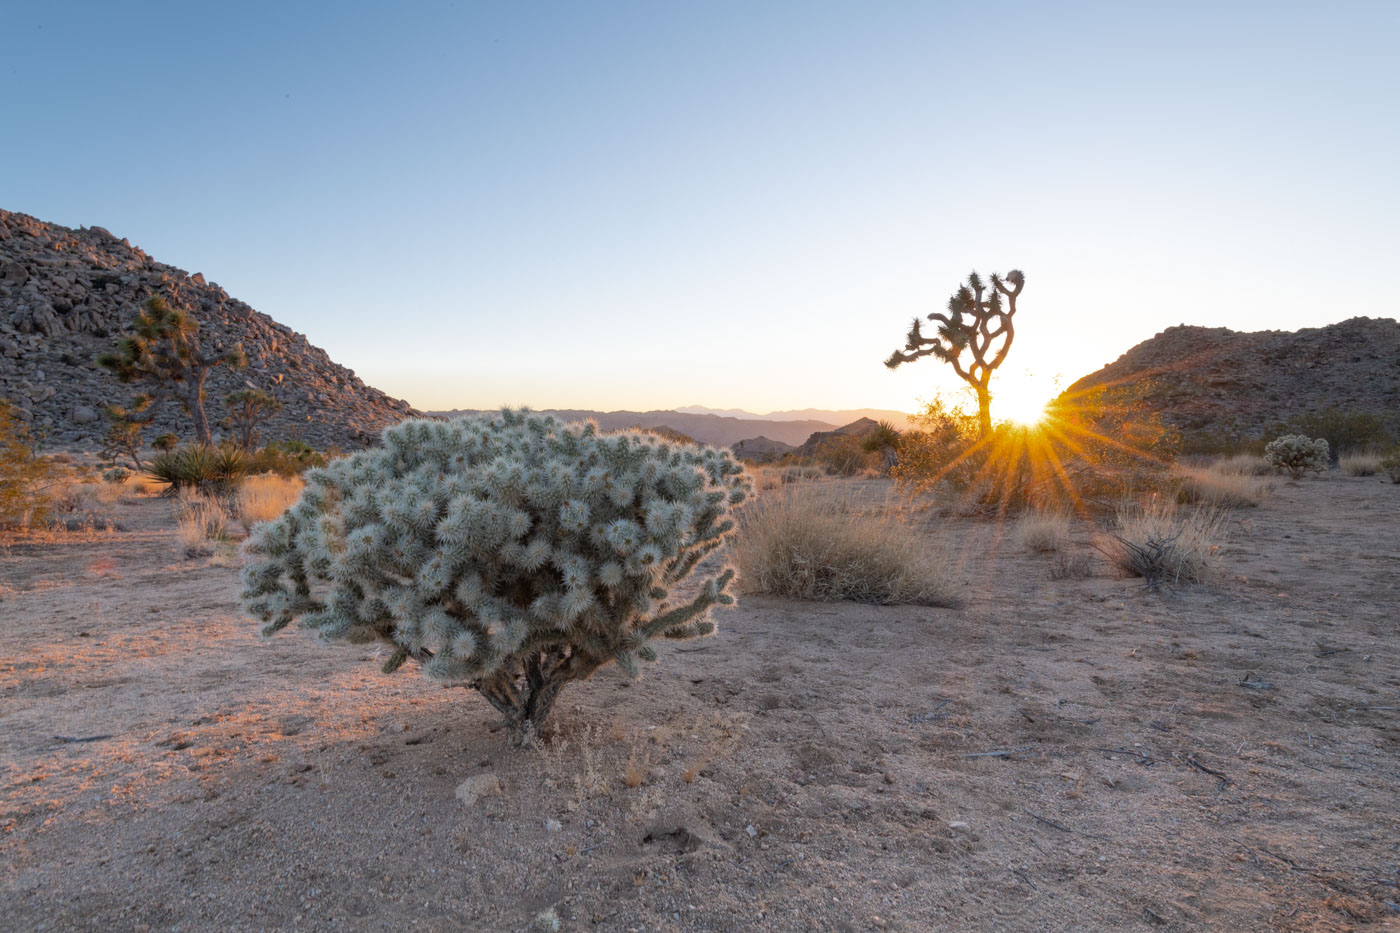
241 410 751 746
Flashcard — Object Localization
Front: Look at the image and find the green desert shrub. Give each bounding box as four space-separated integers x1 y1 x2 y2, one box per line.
102 466 132 484
731 487 957 606
1285 408 1392 457
241 410 751 747
1380 448 1400 484
146 443 249 495
248 439 331 477
0 399 57 528
1264 434 1329 479
812 434 881 476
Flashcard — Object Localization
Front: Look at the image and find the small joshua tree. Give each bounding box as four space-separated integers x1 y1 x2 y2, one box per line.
1264 434 1329 479
241 410 751 747
101 402 150 471
223 388 283 451
96 296 246 446
886 270 1025 438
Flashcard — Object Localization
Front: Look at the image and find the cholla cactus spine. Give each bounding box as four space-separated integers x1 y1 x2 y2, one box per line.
241 409 751 747
1264 434 1329 478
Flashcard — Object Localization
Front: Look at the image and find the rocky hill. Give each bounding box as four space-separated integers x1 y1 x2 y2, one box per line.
0 209 418 449
1065 317 1400 444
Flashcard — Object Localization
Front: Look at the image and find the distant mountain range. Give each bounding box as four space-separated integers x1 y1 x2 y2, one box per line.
425 408 841 448
675 405 915 431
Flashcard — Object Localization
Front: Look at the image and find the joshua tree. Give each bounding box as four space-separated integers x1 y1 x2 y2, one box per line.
96 296 245 446
101 401 150 471
242 410 751 747
886 270 1025 438
223 388 283 451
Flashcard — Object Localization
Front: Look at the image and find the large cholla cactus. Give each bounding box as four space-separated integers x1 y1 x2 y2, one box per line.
1264 434 1329 479
241 410 751 746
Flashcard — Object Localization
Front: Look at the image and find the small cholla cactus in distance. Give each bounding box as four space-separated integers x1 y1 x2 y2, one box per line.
1264 434 1329 479
241 409 751 747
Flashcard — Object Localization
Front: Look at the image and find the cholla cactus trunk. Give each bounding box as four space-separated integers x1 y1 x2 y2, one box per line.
241 410 751 747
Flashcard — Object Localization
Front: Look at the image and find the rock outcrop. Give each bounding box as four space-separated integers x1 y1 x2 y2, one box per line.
0 209 418 449
1064 318 1400 444
795 417 882 456
729 436 795 462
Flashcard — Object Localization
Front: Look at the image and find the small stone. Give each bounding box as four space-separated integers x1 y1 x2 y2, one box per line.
71 406 98 424
455 773 501 806
948 821 970 831
545 818 562 833
746 824 757 838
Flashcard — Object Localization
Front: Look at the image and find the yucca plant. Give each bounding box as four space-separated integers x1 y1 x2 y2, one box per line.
146 443 249 495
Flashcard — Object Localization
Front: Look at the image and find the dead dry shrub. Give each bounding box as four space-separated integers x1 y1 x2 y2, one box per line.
235 472 304 533
1099 500 1224 587
1016 510 1070 552
732 487 957 606
1172 466 1272 509
175 490 230 557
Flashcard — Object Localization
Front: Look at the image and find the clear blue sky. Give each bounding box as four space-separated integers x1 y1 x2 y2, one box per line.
5 1 1396 415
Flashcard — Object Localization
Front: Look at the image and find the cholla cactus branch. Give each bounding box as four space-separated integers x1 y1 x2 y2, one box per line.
241 410 751 747
886 269 1024 437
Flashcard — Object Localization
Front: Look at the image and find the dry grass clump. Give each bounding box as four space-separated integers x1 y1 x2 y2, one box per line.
175 490 231 557
780 464 826 483
235 473 304 533
1211 453 1272 476
731 488 957 606
1172 466 1272 509
1341 455 1379 477
1016 510 1070 552
1099 500 1224 587
1048 549 1094 580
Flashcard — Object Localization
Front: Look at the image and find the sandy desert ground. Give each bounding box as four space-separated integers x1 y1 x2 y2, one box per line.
2 472 1398 932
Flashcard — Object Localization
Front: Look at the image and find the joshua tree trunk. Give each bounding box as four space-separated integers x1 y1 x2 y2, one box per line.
183 371 213 446
974 384 992 439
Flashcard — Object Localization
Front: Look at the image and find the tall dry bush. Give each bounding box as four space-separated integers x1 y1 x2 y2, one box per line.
175 489 230 557
1340 455 1379 477
731 486 957 606
235 473 305 534
1016 510 1070 552
1171 466 1272 509
1211 453 1272 476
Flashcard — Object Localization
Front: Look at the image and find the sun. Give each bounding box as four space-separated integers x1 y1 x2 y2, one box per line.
992 375 1056 427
